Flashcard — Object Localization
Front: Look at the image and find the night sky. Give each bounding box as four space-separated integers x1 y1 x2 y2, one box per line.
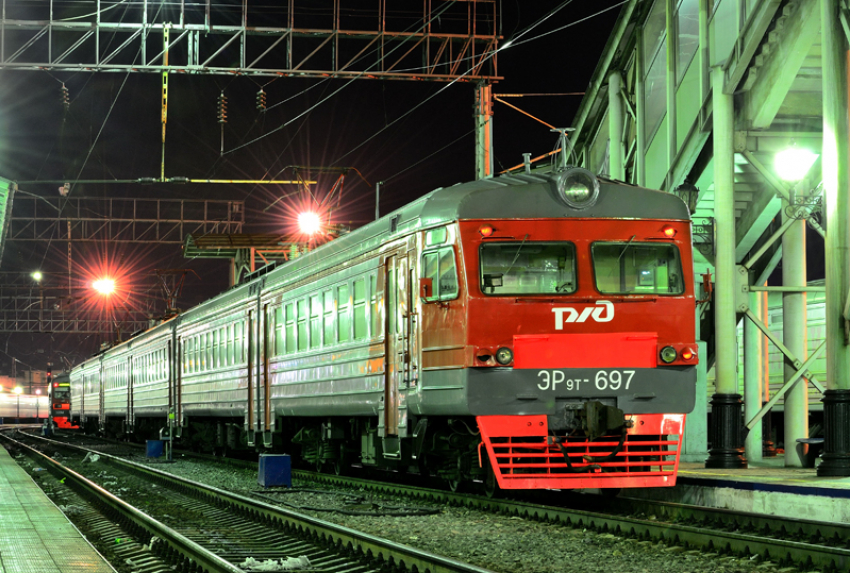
0 1 621 371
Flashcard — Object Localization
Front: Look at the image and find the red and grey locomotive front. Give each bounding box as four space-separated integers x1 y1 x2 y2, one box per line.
417 168 697 490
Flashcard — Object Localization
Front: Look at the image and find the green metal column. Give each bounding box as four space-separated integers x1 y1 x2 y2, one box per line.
665 0 677 183
706 66 747 468
635 29 647 187
744 291 764 463
608 71 625 181
818 0 850 476
781 201 808 467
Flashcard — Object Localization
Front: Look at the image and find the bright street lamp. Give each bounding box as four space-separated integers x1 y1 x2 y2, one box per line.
31 271 43 282
297 212 322 236
92 278 116 295
774 147 819 182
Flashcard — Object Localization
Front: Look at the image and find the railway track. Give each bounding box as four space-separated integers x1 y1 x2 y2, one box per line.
3 430 497 573
300 472 850 572
20 429 850 571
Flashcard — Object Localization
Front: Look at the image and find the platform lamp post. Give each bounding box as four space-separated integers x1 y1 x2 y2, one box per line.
14 386 22 423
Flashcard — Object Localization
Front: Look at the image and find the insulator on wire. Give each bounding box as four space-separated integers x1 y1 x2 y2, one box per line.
217 92 228 124
61 84 70 112
256 89 267 111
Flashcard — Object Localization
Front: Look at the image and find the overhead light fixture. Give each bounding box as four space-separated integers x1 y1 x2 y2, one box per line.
674 181 700 213
297 212 322 236
774 146 819 182
92 278 115 295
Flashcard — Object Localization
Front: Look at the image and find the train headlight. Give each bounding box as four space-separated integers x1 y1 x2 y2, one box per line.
660 346 678 364
557 167 600 209
495 347 514 365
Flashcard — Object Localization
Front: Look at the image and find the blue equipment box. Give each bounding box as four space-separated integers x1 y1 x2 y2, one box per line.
258 454 291 488
146 440 164 458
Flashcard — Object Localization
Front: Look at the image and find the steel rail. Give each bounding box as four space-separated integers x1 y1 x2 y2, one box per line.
0 432 245 573
15 431 497 573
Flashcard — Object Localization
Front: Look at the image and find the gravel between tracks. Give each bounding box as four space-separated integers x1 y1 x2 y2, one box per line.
112 455 808 573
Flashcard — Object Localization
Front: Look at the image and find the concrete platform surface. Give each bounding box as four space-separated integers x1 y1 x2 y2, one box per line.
627 456 850 524
0 445 116 573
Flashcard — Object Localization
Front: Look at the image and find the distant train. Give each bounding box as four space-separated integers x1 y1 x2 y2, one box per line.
49 373 75 428
70 166 697 492
0 392 49 422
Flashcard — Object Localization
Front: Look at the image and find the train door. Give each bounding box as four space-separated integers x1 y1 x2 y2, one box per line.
260 303 272 447
168 339 182 438
98 361 105 431
247 310 256 446
127 355 134 434
380 250 416 458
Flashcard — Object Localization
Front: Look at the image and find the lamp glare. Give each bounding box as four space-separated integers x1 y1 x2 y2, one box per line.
774 147 819 182
31 271 43 282
298 212 322 235
93 278 115 295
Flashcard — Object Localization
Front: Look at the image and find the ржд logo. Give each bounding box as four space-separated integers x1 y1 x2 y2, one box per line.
552 301 614 329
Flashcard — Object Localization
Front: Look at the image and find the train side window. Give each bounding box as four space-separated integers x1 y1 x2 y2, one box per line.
224 324 236 366
421 247 458 301
338 284 351 343
285 303 296 353
274 307 284 356
207 332 213 370
297 299 309 351
370 273 381 338
323 290 335 346
310 295 322 349
234 323 242 364
353 278 367 340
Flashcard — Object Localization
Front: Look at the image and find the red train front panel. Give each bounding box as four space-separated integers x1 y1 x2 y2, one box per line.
459 217 697 489
50 380 76 429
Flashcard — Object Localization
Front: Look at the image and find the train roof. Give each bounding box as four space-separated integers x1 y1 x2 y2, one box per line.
71 169 689 367
258 168 689 287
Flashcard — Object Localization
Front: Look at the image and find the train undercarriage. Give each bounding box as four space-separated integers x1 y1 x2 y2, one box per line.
75 400 680 494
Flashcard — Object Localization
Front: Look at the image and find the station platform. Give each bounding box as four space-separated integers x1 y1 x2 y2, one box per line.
0 445 116 573
627 456 850 524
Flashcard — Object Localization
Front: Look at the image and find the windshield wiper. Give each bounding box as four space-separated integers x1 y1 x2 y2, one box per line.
503 234 529 277
617 235 636 263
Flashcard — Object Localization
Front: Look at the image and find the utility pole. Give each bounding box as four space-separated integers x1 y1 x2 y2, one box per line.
475 83 494 179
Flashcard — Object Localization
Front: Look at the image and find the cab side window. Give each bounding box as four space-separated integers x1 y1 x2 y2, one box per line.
422 246 459 301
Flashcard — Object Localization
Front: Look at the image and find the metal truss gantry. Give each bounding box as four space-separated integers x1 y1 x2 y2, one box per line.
8 196 243 243
0 0 500 82
0 276 154 334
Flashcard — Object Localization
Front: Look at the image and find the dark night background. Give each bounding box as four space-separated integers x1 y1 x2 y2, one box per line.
0 1 621 371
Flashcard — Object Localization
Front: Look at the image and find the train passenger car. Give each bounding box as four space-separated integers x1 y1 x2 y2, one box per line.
0 392 49 422
49 373 76 428
69 166 697 492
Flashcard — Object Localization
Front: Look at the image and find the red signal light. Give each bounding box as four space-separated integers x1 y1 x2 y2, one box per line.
662 226 677 238
479 224 495 238
681 347 696 361
53 382 58 388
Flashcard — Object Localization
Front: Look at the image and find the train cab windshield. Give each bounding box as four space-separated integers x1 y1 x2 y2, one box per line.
52 386 70 400
592 242 684 295
480 242 577 295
